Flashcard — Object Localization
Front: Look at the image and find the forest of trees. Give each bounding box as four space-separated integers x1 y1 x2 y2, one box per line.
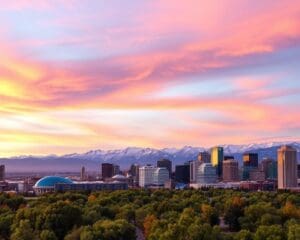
0 189 299 240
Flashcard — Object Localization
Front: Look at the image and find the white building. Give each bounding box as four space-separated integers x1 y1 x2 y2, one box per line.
139 165 170 188
139 165 156 187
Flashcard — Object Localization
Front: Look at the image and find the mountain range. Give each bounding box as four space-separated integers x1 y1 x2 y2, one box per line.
1 141 299 173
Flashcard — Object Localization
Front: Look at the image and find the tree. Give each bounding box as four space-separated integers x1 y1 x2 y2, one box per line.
288 223 300 240
40 230 57 240
224 197 244 231
234 230 253 240
201 204 220 226
10 220 36 240
143 214 157 238
254 225 284 240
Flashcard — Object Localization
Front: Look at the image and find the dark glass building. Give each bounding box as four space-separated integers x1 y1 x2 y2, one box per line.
242 153 258 180
157 159 172 178
175 164 190 184
101 163 114 179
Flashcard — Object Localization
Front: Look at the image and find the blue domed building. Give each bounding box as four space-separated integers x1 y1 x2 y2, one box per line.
33 176 73 195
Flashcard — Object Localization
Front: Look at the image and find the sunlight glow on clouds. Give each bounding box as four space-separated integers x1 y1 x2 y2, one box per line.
0 0 300 156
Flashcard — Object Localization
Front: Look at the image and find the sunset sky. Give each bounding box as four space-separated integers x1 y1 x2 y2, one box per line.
1 0 300 156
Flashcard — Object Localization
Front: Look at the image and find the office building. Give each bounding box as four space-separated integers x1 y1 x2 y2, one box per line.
157 159 172 178
101 163 114 179
260 158 277 180
277 146 298 189
139 165 155 187
153 168 169 186
198 151 211 163
249 169 266 181
211 146 224 177
139 165 170 188
243 153 258 167
113 164 121 175
129 164 140 186
0 165 5 181
175 164 190 183
242 153 258 180
223 159 239 182
80 166 86 181
196 163 217 184
190 160 200 183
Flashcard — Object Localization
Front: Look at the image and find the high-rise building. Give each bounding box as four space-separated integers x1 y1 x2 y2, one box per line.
277 146 298 189
190 160 200 183
80 166 86 181
242 153 258 180
260 158 277 180
196 163 217 184
211 147 224 177
175 164 190 183
113 164 121 175
139 165 155 187
243 153 258 167
157 159 172 178
198 151 211 163
0 165 5 181
223 159 239 182
139 165 170 187
101 163 114 179
129 164 140 186
153 168 169 186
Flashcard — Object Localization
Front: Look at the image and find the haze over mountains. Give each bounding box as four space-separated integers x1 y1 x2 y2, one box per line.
1 142 299 173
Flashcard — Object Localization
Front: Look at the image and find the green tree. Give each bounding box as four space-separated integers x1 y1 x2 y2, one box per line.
254 225 284 240
10 219 36 240
40 230 57 240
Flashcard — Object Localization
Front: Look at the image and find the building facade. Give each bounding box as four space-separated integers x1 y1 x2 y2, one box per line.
211 147 224 177
242 153 258 180
198 151 211 163
175 164 190 183
223 159 239 182
153 168 169 186
196 163 217 184
157 159 172 178
0 165 5 181
277 145 298 189
101 163 114 179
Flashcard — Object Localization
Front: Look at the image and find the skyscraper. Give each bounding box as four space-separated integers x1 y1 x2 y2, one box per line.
196 163 217 184
198 151 211 163
139 165 155 187
260 158 277 180
80 166 86 181
223 159 239 182
139 165 170 187
175 164 190 183
277 145 298 189
190 160 200 183
101 163 114 179
0 165 5 181
129 164 140 186
242 153 258 180
211 147 224 177
243 153 258 167
157 159 172 178
153 168 169 186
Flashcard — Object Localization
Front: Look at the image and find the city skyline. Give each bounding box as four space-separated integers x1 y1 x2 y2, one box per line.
1 1 300 157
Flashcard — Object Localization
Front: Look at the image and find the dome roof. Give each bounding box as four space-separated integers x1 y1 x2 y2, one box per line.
34 176 73 188
112 174 126 179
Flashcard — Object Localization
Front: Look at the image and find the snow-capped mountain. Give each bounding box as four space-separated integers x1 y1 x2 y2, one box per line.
0 141 299 172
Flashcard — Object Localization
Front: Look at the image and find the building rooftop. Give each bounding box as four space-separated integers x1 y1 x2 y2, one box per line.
34 176 73 188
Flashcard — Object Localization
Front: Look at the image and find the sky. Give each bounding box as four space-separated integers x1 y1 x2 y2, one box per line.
0 0 300 156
